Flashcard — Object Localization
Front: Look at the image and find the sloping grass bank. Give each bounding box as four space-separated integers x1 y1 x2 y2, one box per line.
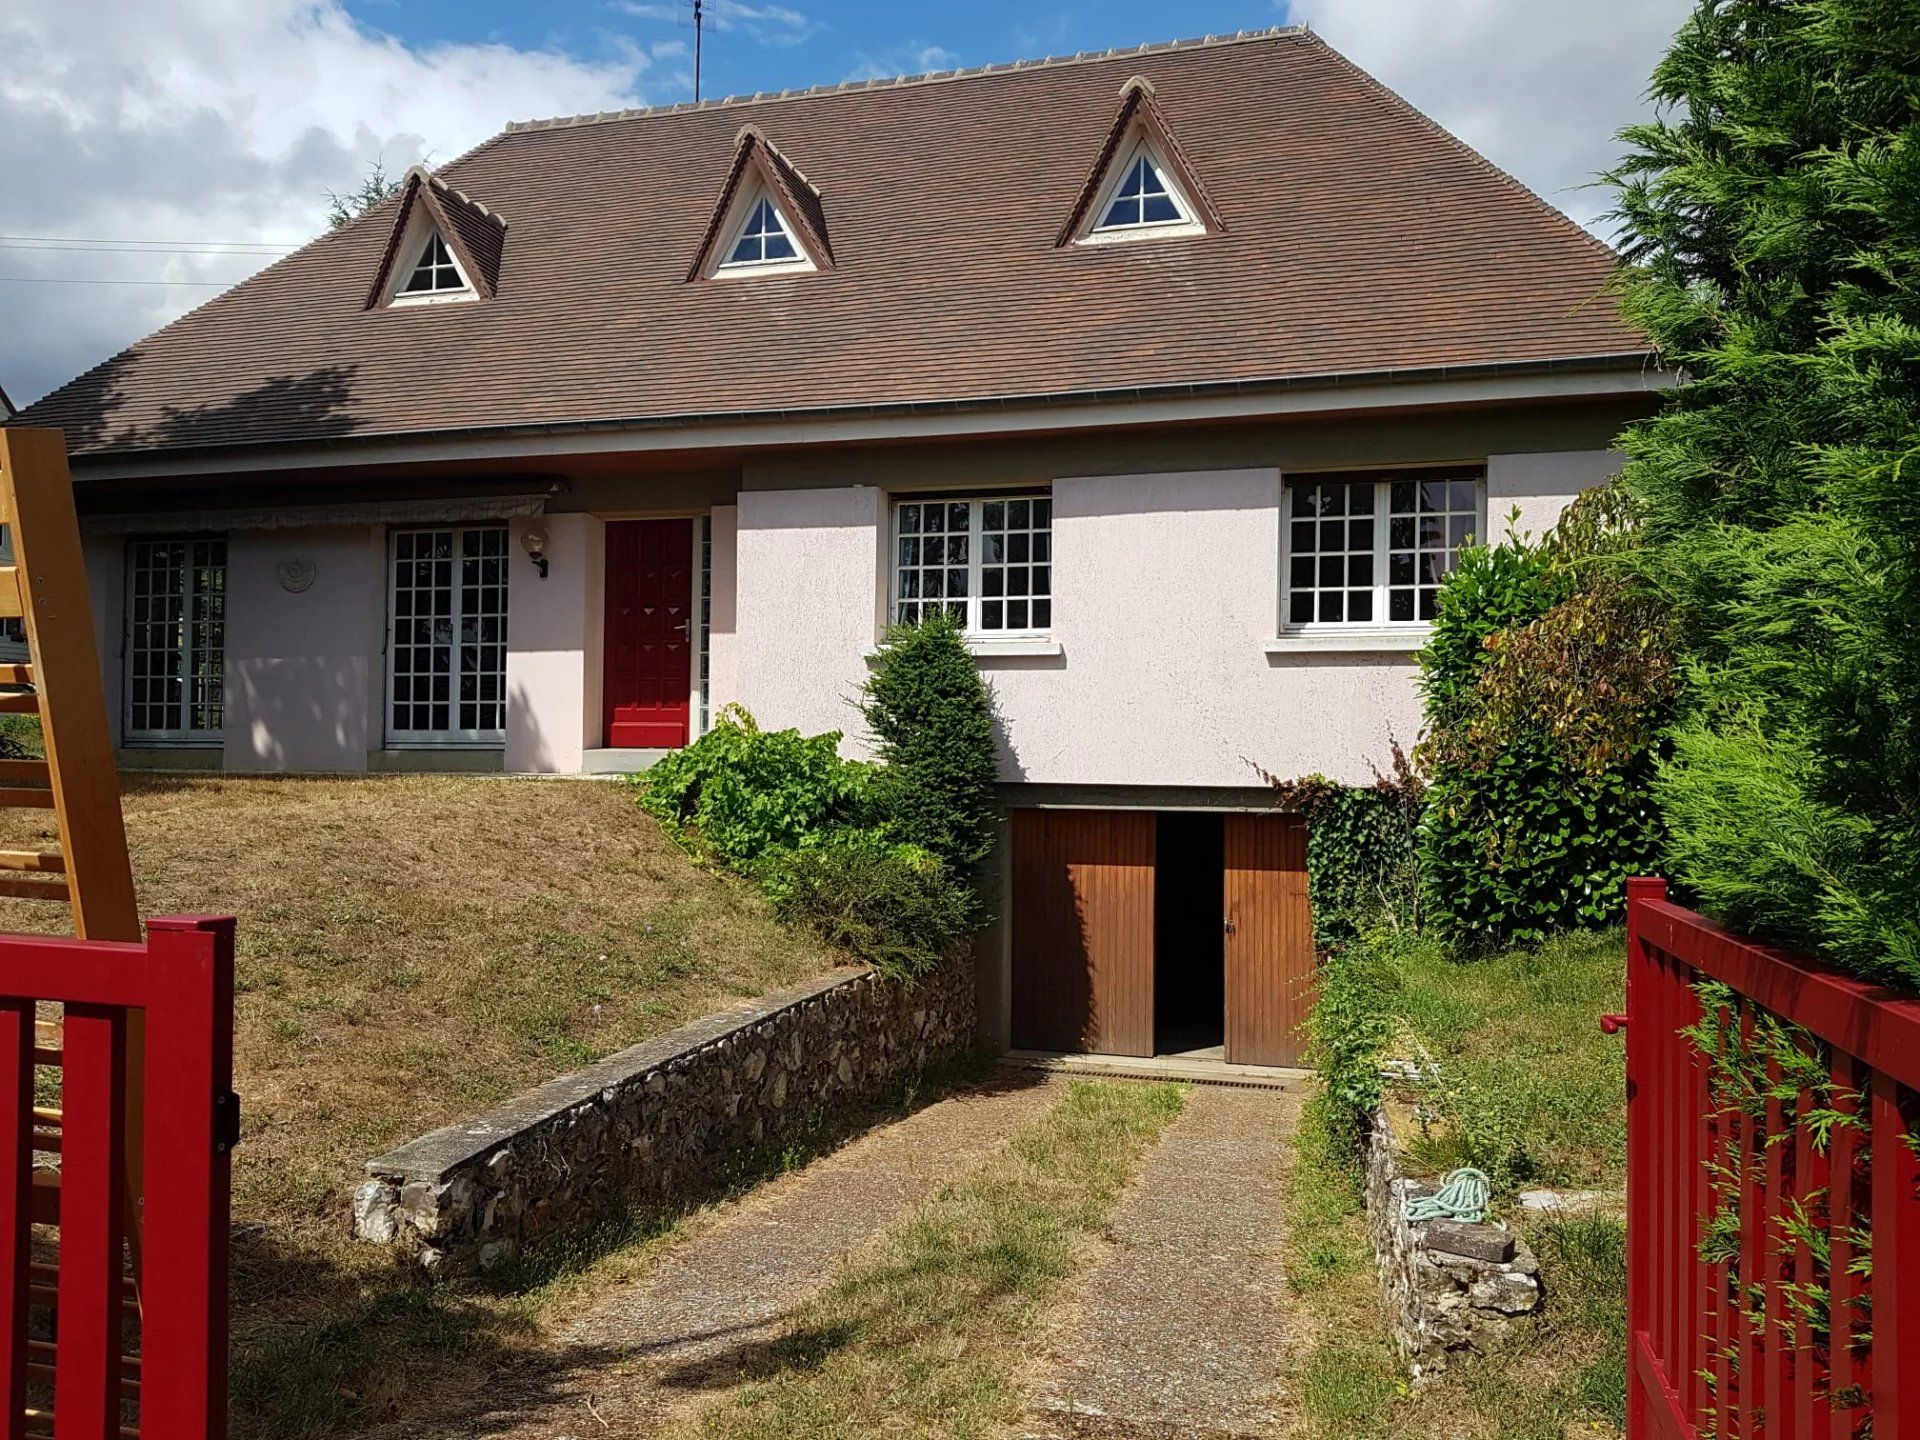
1286 929 1629 1439
0 774 847 1438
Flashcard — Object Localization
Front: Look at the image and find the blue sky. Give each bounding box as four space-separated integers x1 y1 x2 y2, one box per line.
343 1 1303 107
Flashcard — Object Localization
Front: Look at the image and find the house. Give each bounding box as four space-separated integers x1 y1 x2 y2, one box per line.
8 27 1662 1068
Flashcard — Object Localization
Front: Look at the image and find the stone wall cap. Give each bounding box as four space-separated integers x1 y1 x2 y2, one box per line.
366 965 872 1182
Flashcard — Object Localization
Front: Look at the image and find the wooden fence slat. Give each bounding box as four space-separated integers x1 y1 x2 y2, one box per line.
1872 1071 1918 1440
53 1004 125 1440
1764 1060 1791 1440
1828 1054 1864 1440
0 1000 30 1440
1793 1084 1828 1440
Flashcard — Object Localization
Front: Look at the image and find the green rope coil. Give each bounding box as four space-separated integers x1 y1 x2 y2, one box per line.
1403 1167 1491 1224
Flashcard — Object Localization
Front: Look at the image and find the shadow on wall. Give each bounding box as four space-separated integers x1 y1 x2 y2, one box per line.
504 677 563 773
228 657 374 773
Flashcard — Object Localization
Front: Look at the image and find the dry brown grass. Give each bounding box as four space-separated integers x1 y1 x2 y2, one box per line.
0 772 847 1438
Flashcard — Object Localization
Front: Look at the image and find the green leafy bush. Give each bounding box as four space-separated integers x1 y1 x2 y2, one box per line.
1417 506 1670 951
1602 0 1920 990
862 612 1000 875
760 830 976 979
637 704 874 867
1303 934 1400 1150
1261 753 1425 949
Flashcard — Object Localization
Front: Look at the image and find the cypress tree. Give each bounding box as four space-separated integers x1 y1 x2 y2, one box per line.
1607 0 1920 987
862 611 1001 874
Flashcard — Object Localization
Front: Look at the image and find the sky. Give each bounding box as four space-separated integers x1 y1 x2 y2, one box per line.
0 0 1692 409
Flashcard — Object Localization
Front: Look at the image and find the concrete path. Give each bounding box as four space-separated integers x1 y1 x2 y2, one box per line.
396 1071 1064 1439
1024 1084 1303 1440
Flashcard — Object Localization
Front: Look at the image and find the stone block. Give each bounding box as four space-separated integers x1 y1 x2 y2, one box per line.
1423 1220 1515 1264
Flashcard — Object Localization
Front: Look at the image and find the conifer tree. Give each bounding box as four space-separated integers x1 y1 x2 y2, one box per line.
1607 0 1920 987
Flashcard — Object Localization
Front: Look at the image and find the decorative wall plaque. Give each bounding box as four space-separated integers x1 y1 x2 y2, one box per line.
276 559 316 594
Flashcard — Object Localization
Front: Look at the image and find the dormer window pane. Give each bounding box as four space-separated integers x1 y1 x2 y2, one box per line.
726 199 799 266
1098 153 1185 231
401 234 465 294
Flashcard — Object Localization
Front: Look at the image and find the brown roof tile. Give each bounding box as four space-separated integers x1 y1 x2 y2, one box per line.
16 28 1645 462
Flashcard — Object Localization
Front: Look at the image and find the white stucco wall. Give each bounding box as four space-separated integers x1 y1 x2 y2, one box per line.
707 505 740 718
505 513 603 772
83 534 124 739
221 525 384 772
1488 448 1620 541
735 485 885 745
732 450 1624 789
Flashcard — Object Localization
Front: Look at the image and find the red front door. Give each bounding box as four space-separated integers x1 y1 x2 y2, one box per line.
603 518 693 748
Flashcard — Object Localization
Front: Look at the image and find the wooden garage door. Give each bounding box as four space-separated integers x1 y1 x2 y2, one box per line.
1224 813 1315 1067
1010 809 1155 1057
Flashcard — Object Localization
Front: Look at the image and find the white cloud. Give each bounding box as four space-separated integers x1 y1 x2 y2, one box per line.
842 43 962 85
1284 0 1691 237
0 0 651 407
611 0 817 48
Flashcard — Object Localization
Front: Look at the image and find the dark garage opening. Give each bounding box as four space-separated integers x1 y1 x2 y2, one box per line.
1154 812 1225 1057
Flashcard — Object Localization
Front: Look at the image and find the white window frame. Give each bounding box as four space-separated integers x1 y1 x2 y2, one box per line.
384 524 509 747
711 188 815 278
1080 137 1206 245
889 492 1053 639
123 535 227 745
1279 469 1487 634
387 227 476 308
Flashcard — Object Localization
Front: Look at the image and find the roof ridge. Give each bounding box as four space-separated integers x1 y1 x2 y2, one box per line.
504 26 1310 134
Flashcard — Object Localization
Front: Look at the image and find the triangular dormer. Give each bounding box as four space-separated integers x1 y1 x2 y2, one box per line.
688 127 833 281
1058 76 1222 247
364 165 508 310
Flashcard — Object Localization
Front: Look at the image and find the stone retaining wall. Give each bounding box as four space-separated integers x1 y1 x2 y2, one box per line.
1363 1100 1543 1378
352 960 975 1273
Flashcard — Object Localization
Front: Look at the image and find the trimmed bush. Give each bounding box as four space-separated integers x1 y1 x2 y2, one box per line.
862 612 1000 875
759 831 976 979
637 704 874 867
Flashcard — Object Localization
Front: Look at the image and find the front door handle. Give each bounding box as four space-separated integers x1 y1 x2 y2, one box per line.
1224 919 1237 935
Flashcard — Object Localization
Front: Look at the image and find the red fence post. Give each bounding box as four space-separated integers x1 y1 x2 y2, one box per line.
1872 1069 1919 1440
138 915 235 1440
0 1000 30 1440
1625 875 1667 1440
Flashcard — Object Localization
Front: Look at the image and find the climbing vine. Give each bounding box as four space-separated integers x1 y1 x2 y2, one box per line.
1682 983 1872 1435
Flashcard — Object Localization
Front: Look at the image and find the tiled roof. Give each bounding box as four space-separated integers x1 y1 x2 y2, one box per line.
17 28 1646 462
363 167 509 307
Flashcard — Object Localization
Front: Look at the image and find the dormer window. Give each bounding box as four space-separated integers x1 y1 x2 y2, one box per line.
716 193 812 274
1057 76 1222 249
401 234 468 295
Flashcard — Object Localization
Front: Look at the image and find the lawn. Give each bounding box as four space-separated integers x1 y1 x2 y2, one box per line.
1283 928 1630 1440
0 773 848 1438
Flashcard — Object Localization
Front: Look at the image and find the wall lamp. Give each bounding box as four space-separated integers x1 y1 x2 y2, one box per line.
519 525 550 579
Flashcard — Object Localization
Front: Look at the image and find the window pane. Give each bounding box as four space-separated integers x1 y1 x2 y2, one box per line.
1142 194 1180 224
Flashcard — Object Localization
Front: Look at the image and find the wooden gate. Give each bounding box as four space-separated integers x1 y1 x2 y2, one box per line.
1009 810 1155 1057
1623 877 1920 1440
1223 814 1313 1067
2 915 236 1439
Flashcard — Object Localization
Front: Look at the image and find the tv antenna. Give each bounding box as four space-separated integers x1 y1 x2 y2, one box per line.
694 0 704 101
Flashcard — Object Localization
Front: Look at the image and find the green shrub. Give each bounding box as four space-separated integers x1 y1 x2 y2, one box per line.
1603 0 1920 990
1417 506 1670 951
638 704 874 866
862 612 1000 875
760 831 976 979
1303 934 1400 1150
1304 753 1424 949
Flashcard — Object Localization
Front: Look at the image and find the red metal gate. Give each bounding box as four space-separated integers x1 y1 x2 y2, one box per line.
1625 877 1920 1440
1 914 235 1439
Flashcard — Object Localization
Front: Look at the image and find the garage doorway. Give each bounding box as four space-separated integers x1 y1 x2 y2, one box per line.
1008 808 1314 1067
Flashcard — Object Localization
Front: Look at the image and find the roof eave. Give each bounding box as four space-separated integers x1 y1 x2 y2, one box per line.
59 351 1668 482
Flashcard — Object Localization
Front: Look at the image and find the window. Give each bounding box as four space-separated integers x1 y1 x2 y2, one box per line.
1283 470 1484 627
387 526 509 742
398 233 468 297
125 537 226 741
720 196 803 270
1098 148 1186 231
893 494 1052 635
